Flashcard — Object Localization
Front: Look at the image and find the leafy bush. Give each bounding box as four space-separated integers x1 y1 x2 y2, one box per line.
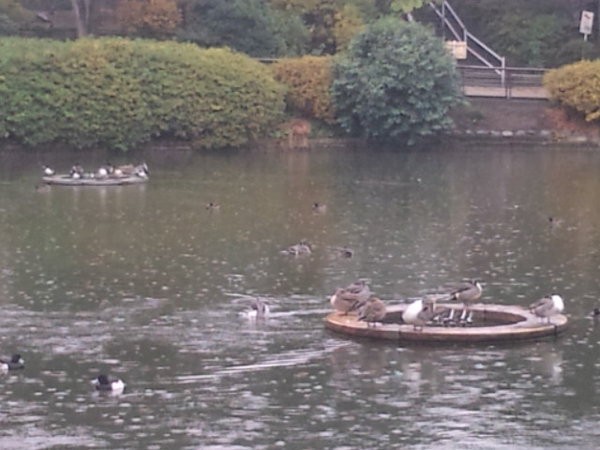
544 61 600 122
271 56 335 123
0 37 285 150
331 18 461 144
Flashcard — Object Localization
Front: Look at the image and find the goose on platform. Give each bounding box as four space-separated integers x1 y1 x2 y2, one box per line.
358 296 387 327
445 279 482 323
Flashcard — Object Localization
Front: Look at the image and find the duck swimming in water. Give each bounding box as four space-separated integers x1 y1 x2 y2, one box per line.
282 240 312 256
328 246 353 258
241 297 270 320
312 202 327 214
93 374 125 394
0 354 25 372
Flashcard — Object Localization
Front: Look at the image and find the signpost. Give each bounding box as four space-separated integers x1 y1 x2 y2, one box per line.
580 10 594 41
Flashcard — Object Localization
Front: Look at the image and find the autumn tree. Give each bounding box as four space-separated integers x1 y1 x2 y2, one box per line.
117 0 181 37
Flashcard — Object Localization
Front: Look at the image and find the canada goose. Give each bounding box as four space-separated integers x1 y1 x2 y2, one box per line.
330 289 367 314
402 297 437 331
92 374 125 394
446 280 482 322
329 280 371 314
344 279 371 301
70 165 84 179
358 296 386 327
282 240 312 256
529 294 564 323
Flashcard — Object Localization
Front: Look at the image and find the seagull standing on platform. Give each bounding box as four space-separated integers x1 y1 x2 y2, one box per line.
529 294 564 324
402 297 437 331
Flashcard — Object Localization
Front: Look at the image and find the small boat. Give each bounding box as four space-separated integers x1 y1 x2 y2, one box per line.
42 174 148 186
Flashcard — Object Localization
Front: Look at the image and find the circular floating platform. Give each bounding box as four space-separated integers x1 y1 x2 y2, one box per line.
324 303 568 343
42 175 148 186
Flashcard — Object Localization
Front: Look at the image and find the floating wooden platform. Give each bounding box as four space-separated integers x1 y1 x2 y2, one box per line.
42 175 148 186
324 303 568 344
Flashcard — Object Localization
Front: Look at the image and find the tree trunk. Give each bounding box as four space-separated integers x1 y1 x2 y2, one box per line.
70 0 87 37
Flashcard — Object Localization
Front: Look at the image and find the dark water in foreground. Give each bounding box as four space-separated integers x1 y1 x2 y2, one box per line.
1 143 600 449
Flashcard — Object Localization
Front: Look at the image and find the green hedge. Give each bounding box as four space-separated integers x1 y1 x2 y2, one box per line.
544 60 600 122
0 37 285 150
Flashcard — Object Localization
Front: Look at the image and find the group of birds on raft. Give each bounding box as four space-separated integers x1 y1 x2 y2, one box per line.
242 277 565 330
43 162 150 180
329 279 565 329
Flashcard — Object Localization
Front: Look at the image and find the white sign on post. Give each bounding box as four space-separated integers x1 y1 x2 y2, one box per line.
580 10 594 38
445 40 467 60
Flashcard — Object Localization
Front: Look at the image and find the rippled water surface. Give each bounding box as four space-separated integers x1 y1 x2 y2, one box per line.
1 143 600 449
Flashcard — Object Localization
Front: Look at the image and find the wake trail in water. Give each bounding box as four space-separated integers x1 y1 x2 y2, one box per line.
175 340 350 383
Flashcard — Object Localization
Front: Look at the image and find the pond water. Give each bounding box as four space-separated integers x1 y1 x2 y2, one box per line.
1 142 600 449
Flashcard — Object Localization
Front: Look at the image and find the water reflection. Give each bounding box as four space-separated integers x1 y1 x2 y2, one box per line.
1 144 600 448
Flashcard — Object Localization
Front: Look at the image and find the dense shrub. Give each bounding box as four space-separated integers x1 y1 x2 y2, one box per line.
0 37 285 150
271 56 335 123
331 18 461 144
544 61 600 122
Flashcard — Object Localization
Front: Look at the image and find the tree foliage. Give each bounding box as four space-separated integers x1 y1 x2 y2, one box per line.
544 61 600 122
331 18 461 144
179 0 296 57
0 13 18 35
117 0 182 37
0 0 34 22
0 37 285 150
267 0 429 55
449 0 576 67
272 56 335 123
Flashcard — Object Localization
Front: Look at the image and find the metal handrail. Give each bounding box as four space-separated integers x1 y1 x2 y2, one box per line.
456 65 548 99
430 1 506 85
